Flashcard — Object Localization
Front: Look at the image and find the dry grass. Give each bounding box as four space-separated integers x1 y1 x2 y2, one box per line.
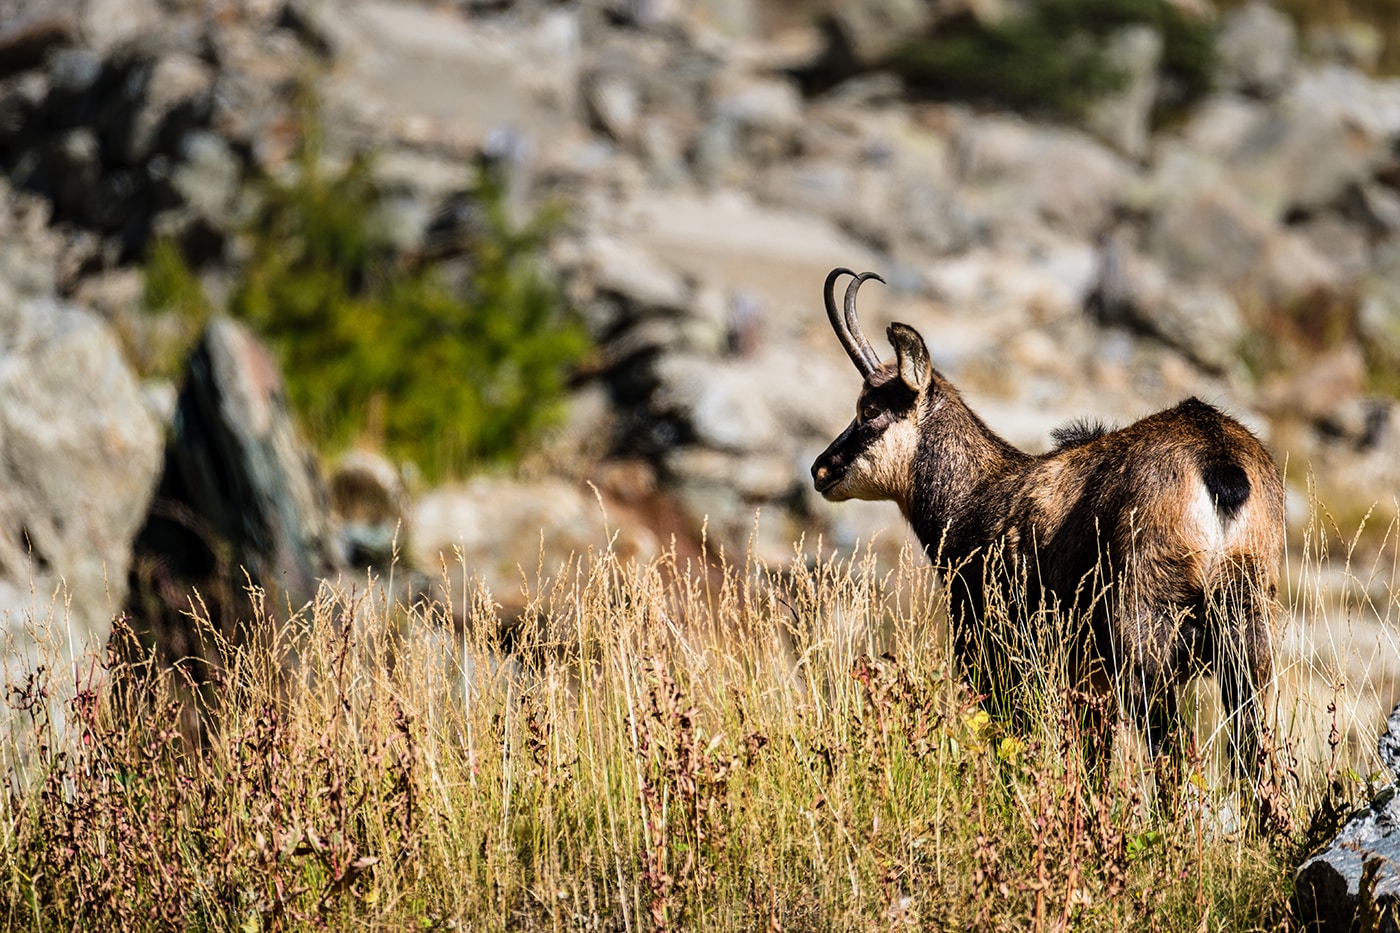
0 505 1395 932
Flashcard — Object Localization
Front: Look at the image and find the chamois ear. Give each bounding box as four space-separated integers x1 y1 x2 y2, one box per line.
888 323 931 392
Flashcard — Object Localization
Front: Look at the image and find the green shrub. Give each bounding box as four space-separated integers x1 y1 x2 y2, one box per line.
146 127 587 480
886 0 1216 121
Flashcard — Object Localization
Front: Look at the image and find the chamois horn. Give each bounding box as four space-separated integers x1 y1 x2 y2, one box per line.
824 267 882 376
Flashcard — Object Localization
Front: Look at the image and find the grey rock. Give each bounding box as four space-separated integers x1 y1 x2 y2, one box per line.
1307 22 1383 71
373 192 431 253
1315 396 1391 451
0 9 78 79
1351 182 1400 237
1179 95 1269 161
828 0 931 66
638 116 692 186
603 188 878 312
46 46 101 96
410 476 661 619
1358 241 1400 372
1175 78 1394 224
1216 1 1297 98
926 239 1099 324
1083 25 1162 160
690 116 741 185
1152 285 1247 375
1088 233 1245 373
279 0 357 59
114 50 213 165
583 235 691 312
1147 184 1272 290
0 70 47 149
0 185 58 299
126 319 341 657
0 296 162 665
686 0 756 39
1380 702 1400 780
602 317 706 365
666 473 799 567
607 0 684 29
1258 229 1347 311
1296 756 1400 931
329 449 410 568
204 27 308 171
713 74 802 145
771 107 973 257
1294 213 1372 286
585 71 641 144
1257 346 1368 429
1235 108 1383 222
80 0 165 52
170 130 241 223
956 115 1134 240
694 74 802 182
817 72 905 108
654 353 783 453
665 447 794 501
326 1 580 152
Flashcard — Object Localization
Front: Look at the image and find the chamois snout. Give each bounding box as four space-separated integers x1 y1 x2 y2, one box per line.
811 422 859 499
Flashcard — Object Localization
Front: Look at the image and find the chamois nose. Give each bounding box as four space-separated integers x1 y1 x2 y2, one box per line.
811 457 840 493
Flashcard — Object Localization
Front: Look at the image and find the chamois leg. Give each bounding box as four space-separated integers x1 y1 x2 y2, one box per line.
1116 613 1186 808
1211 574 1274 786
1140 676 1182 761
1068 683 1115 789
1139 675 1185 812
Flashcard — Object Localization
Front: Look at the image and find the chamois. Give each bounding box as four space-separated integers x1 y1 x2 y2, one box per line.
810 268 1284 778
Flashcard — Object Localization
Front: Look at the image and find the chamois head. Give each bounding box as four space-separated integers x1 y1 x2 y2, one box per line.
810 268 935 506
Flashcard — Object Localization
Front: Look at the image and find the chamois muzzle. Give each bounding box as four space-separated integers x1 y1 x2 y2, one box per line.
811 420 859 498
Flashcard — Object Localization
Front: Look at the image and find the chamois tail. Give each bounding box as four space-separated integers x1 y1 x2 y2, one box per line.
1200 458 1251 520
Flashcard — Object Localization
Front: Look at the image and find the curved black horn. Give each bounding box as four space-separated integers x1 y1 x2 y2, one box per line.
844 271 884 374
824 267 873 377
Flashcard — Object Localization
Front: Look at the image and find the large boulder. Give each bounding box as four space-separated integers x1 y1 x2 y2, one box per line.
126 319 341 661
0 293 162 666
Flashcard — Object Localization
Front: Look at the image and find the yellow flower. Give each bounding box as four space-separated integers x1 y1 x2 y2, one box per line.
996 736 1025 762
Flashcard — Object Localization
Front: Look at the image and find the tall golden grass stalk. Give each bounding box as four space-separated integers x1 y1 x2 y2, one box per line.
0 505 1394 931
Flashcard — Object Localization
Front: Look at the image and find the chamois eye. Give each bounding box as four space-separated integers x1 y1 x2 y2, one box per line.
860 401 882 423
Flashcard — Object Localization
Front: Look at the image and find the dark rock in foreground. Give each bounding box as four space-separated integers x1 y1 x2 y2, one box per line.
125 318 340 665
1296 702 1400 932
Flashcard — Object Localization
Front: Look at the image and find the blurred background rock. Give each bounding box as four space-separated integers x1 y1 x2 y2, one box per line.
2 0 1400 721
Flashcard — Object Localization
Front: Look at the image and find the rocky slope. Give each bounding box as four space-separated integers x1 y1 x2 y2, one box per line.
2 0 1400 758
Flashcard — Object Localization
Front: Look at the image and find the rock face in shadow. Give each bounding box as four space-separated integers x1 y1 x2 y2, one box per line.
125 318 340 664
1296 703 1400 932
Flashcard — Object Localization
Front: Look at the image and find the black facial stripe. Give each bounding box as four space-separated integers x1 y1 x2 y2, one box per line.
857 381 918 422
